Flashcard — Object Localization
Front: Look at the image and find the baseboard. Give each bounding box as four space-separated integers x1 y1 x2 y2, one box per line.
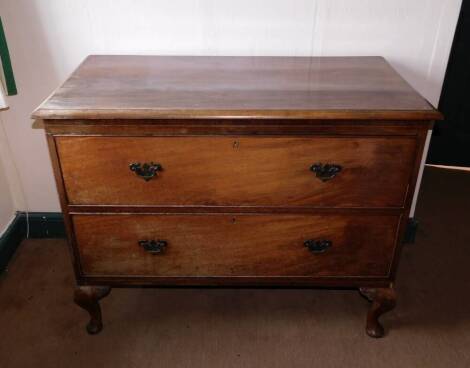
23 212 66 238
0 212 65 273
0 214 24 272
403 218 419 244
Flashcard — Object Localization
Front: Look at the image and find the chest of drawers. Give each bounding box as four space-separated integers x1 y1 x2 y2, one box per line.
32 55 441 337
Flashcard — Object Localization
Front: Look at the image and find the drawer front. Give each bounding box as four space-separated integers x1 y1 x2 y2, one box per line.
73 214 400 278
57 136 416 207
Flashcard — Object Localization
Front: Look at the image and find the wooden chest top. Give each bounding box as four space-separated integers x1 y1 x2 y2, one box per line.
32 55 441 121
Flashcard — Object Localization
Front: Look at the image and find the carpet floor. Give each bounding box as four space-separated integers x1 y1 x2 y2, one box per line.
1 167 470 368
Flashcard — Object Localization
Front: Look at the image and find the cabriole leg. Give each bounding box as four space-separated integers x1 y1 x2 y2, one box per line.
359 285 396 338
74 286 111 335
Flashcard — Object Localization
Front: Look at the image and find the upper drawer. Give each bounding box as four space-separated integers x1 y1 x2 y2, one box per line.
56 136 416 207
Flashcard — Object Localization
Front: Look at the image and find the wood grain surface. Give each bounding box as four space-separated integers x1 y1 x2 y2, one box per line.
34 55 440 337
56 136 416 207
73 213 400 278
32 55 441 120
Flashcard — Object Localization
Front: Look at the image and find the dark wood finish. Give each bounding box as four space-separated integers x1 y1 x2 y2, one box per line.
46 134 83 278
44 119 434 136
67 206 403 215
73 286 111 334
56 136 416 207
359 285 397 338
34 55 440 337
388 128 429 281
81 275 392 288
72 213 400 278
32 55 441 121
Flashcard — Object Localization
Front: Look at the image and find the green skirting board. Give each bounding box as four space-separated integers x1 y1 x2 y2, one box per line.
0 212 65 273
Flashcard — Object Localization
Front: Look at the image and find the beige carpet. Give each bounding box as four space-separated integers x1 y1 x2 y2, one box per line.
1 167 470 368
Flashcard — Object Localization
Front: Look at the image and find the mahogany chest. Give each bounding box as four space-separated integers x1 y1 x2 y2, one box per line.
32 55 441 337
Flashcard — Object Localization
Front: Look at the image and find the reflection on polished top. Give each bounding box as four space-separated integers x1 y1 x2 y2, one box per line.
32 55 441 121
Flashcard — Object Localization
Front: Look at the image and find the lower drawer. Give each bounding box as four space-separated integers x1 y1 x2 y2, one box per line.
73 214 401 278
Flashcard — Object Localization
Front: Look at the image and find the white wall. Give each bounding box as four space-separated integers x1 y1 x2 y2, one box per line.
0 0 462 211
0 160 14 235
0 115 17 235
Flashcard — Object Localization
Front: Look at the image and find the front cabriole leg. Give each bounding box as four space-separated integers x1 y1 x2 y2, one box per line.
74 286 111 335
359 284 396 338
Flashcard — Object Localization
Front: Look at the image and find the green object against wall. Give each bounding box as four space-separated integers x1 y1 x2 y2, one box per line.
0 17 17 96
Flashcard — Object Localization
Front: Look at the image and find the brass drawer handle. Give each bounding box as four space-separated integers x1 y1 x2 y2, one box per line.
304 239 332 253
310 163 342 182
139 240 167 254
129 162 162 181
